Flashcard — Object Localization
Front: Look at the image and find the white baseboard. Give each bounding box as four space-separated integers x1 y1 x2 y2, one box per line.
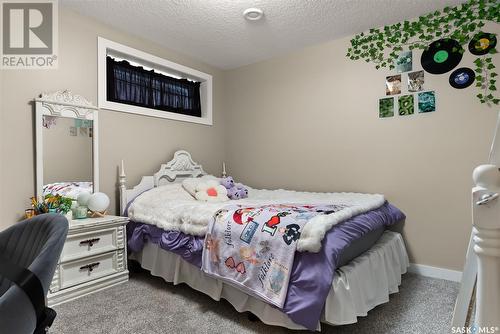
408 263 462 282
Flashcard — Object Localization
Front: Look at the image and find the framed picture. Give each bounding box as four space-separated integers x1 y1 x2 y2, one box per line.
408 70 424 92
398 95 414 116
418 91 436 113
379 97 394 118
386 74 402 95
395 51 412 73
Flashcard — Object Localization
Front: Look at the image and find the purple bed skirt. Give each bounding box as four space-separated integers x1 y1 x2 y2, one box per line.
127 202 405 330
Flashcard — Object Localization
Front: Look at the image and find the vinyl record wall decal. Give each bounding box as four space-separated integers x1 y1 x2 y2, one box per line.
421 39 463 74
449 68 476 89
468 32 497 55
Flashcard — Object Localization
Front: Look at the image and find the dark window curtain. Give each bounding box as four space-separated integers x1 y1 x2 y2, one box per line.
106 56 202 117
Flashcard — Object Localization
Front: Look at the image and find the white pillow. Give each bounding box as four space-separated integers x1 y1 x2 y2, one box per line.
182 175 219 197
194 180 229 202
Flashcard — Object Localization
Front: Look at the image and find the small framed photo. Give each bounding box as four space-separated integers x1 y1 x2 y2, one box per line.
408 70 424 92
379 97 394 118
386 74 402 96
395 51 412 73
418 91 436 113
69 126 77 136
398 95 414 116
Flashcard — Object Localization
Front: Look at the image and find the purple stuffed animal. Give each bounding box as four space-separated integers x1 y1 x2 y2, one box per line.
235 183 248 198
227 187 241 200
220 176 248 200
220 176 235 189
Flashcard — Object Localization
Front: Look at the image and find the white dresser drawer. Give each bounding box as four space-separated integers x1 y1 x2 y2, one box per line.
59 250 124 289
47 216 129 307
61 226 124 262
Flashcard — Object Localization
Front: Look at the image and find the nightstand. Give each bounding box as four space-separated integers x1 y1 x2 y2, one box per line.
47 215 129 307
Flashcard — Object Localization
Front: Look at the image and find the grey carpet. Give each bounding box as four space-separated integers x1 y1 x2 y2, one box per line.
51 271 458 334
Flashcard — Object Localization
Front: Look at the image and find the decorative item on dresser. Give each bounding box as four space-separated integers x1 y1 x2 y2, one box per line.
47 215 129 307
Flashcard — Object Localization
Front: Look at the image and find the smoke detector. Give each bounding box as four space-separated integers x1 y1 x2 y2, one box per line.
243 8 264 21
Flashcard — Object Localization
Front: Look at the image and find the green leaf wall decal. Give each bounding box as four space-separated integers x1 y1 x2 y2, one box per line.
347 0 499 106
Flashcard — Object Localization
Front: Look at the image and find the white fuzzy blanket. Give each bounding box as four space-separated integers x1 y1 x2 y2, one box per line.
127 183 385 252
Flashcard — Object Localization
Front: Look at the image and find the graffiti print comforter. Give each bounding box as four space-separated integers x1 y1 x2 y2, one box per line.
201 203 348 308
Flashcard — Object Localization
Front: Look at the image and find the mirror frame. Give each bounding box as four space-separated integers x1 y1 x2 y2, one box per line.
35 90 99 199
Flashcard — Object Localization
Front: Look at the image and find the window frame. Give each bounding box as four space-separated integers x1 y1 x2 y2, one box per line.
98 37 213 125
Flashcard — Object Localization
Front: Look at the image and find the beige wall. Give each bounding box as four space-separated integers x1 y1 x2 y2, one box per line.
224 25 499 271
0 8 226 227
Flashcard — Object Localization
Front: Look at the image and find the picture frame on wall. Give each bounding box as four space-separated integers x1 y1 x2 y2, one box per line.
379 97 395 118
395 51 412 73
386 74 402 95
398 95 414 116
408 70 424 92
418 91 436 113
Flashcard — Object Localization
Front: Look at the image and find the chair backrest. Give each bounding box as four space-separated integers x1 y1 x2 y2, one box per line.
0 214 68 296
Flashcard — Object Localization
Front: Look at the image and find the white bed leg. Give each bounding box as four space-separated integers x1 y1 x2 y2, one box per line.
472 164 500 328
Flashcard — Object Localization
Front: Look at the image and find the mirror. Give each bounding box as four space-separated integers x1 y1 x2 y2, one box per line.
42 116 94 197
35 90 99 200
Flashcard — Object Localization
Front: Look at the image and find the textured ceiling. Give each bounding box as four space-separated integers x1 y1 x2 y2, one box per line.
61 0 466 70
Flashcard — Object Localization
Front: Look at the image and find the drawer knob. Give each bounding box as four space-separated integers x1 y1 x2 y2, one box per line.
79 262 100 273
79 238 100 247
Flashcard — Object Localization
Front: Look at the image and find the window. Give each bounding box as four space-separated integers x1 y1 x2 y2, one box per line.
106 56 202 117
98 38 212 125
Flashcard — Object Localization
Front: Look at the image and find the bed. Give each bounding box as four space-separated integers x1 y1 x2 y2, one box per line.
120 150 409 331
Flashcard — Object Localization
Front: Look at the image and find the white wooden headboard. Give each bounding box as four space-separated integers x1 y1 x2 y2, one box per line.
119 150 206 215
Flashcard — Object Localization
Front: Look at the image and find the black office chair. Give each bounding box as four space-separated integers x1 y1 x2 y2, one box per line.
0 214 68 334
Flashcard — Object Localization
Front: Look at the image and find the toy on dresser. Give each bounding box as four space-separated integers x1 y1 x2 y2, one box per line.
220 176 248 200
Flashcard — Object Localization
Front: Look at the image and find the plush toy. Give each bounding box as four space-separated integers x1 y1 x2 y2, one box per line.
220 176 248 200
194 180 229 202
220 176 235 189
235 183 249 198
227 187 241 199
